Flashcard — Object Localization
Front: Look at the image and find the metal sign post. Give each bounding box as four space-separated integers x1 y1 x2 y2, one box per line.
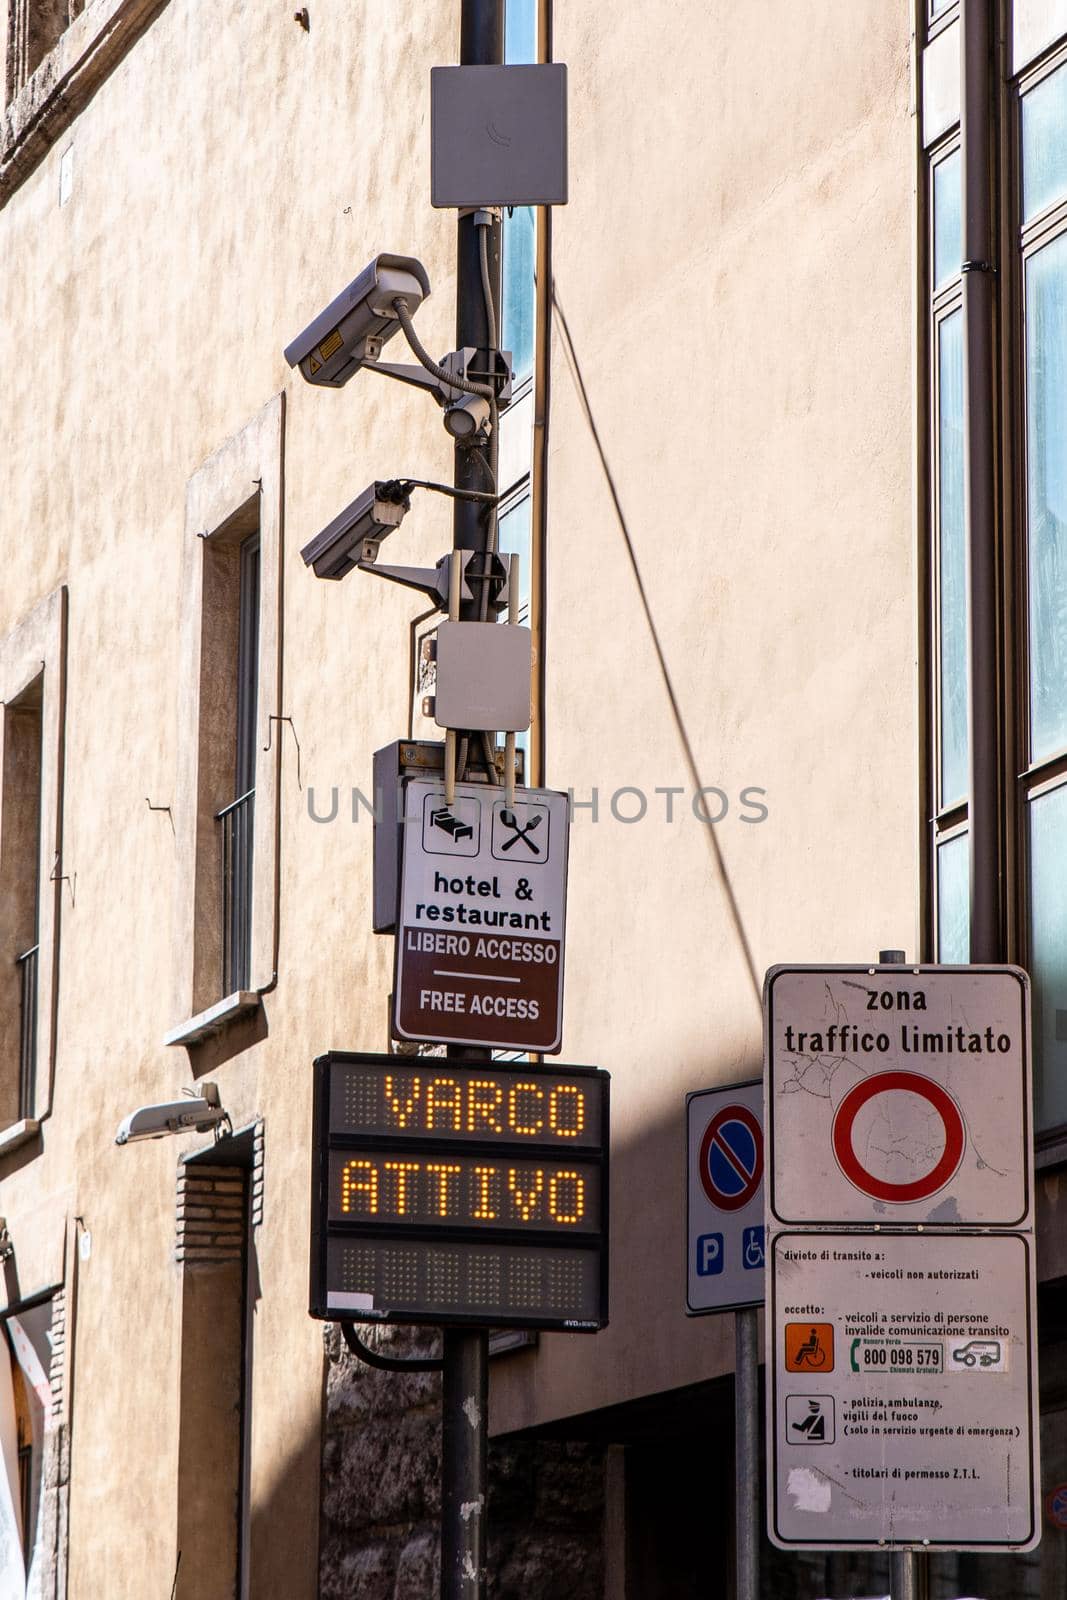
734 1305 760 1600
686 1083 764 1600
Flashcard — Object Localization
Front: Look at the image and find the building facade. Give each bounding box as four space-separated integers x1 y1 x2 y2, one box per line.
0 0 1065 1596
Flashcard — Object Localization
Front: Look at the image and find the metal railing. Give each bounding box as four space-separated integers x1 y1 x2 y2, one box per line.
16 943 38 1119
217 788 255 995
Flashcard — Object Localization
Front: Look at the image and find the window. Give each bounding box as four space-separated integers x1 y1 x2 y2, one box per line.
927 140 968 963
219 531 260 997
923 19 1067 1142
1020 50 1067 1136
496 0 543 767
5 0 82 104
0 587 66 1146
3 677 42 1122
166 396 283 1047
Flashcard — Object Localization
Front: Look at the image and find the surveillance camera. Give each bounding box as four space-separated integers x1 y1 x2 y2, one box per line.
300 481 411 580
284 254 431 388
443 392 491 441
115 1083 227 1146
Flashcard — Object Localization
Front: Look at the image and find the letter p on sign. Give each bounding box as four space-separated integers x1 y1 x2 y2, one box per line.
697 1232 724 1276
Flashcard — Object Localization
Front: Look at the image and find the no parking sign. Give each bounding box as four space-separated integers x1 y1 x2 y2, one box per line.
686 1080 764 1314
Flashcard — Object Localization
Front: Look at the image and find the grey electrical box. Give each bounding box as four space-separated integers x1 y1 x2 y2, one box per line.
430 64 568 208
433 621 532 732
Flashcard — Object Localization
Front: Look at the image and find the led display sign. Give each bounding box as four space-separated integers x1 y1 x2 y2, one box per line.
310 1052 609 1331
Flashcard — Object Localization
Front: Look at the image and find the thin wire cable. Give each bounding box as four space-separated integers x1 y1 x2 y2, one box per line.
551 282 761 1009
477 222 502 620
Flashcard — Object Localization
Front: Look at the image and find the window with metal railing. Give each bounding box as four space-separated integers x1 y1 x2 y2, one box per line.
215 531 259 997
1 674 42 1128
16 942 38 1121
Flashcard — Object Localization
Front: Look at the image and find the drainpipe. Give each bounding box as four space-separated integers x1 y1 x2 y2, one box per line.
961 0 1002 964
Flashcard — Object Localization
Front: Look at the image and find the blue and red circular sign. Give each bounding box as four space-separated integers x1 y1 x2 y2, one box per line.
832 1070 966 1204
700 1104 763 1212
1046 1484 1067 1530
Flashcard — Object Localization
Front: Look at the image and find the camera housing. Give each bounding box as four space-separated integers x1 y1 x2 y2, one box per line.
300 482 411 580
284 254 431 388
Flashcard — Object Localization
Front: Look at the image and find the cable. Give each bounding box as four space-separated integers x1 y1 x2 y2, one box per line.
480 731 499 783
381 477 498 506
392 298 494 399
550 281 762 1011
470 446 496 495
477 223 502 621
341 1320 443 1373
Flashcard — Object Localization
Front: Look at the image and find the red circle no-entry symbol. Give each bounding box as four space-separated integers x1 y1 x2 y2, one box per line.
831 1071 966 1204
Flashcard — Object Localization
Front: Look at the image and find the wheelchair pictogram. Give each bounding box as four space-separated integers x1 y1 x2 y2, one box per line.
742 1225 764 1269
785 1321 834 1373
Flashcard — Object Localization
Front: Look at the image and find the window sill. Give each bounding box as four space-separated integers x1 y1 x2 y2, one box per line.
164 991 259 1048
0 1118 41 1156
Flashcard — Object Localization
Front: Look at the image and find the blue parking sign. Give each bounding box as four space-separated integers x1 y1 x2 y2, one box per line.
697 1232 725 1276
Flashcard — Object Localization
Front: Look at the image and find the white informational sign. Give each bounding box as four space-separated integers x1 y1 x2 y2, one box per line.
686 1081 764 1313
766 966 1031 1228
394 780 569 1053
765 963 1038 1552
768 1230 1040 1550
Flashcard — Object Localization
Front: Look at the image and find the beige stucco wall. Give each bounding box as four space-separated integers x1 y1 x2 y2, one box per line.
0 1 921 1594
492 0 920 1434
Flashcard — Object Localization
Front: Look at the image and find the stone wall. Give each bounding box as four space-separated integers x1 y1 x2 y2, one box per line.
319 1326 605 1599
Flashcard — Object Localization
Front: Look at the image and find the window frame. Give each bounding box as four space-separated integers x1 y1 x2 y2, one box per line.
1010 40 1067 1141
926 131 968 960
0 586 67 1152
165 395 284 1048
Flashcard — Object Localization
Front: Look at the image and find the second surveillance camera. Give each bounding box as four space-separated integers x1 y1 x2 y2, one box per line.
284 254 431 389
300 482 411 580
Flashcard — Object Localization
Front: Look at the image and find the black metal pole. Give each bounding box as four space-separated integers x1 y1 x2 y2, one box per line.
454 0 503 620
961 0 1001 964
441 17 502 1590
441 1325 489 1597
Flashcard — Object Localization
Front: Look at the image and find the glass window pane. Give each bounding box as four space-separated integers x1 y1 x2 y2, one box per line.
1029 783 1067 1132
930 0 954 15
1015 0 1067 74
1025 234 1067 761
497 491 532 760
937 310 968 805
932 149 961 289
501 205 536 385
1022 60 1067 222
497 492 531 622
505 0 537 64
936 832 969 962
